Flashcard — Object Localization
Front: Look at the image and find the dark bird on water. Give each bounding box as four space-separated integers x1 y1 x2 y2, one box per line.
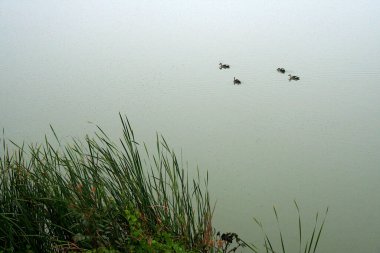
277 68 285 73
288 74 300 81
219 63 230 69
233 77 241 85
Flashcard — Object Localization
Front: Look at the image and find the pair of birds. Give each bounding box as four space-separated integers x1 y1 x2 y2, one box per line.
219 63 241 85
277 68 300 81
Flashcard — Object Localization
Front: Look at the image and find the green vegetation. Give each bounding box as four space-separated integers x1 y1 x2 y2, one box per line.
0 115 211 252
250 201 328 253
0 115 327 252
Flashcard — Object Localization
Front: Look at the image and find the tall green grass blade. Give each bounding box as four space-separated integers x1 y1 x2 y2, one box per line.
273 206 286 253
294 200 302 253
313 207 328 253
307 213 318 253
49 124 61 146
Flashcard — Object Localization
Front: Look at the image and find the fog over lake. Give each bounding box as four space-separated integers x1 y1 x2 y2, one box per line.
1 1 380 252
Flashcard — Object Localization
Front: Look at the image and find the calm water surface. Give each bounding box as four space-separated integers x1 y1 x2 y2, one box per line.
1 1 380 252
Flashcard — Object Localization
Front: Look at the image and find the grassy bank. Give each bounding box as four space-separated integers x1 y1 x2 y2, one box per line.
0 115 212 252
0 115 327 253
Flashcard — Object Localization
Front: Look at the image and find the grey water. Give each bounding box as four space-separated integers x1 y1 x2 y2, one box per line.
1 1 380 252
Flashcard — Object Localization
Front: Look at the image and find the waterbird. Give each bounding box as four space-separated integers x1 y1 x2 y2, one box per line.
288 74 300 81
233 77 241 85
277 68 285 73
219 63 230 69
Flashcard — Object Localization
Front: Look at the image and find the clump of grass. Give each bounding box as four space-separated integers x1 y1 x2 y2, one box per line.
0 114 212 252
251 201 328 253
